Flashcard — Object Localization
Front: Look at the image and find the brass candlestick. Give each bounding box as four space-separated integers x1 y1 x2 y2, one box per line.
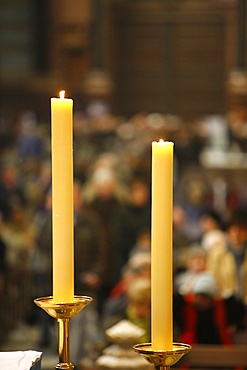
34 295 93 370
133 342 191 370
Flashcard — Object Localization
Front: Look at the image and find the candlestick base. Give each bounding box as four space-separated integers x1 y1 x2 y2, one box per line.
133 343 191 370
34 295 93 370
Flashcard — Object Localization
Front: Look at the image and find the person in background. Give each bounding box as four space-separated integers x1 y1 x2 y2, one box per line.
174 273 244 345
207 207 247 307
1 200 36 326
16 111 43 163
70 181 108 370
109 251 151 300
173 205 193 275
112 177 151 283
102 277 151 344
174 245 208 296
30 190 53 347
199 210 226 253
73 180 108 301
0 161 27 222
83 164 128 311
128 227 151 258
176 179 210 243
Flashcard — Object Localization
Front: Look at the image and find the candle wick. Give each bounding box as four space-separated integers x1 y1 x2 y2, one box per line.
59 90 65 99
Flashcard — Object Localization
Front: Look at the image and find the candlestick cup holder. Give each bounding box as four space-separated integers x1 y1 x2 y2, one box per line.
34 295 93 370
133 342 191 370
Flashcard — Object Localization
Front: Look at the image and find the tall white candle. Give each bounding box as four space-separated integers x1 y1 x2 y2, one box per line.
151 140 173 350
51 90 74 303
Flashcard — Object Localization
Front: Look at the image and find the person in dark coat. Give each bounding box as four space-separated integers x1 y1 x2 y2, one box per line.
70 181 108 369
73 194 108 299
82 167 126 306
112 177 151 283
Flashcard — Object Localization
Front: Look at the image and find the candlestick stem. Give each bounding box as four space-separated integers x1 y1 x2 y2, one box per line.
57 318 70 367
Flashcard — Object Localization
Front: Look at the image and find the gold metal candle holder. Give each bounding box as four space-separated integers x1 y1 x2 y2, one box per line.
34 295 93 370
133 342 192 370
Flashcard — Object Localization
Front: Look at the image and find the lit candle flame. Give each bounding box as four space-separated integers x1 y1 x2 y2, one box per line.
159 139 164 143
59 90 65 99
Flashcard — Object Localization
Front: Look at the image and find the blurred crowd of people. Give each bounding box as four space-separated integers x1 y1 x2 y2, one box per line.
0 102 247 369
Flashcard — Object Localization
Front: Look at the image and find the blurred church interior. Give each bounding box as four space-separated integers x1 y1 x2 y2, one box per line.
1 0 247 120
0 1 247 369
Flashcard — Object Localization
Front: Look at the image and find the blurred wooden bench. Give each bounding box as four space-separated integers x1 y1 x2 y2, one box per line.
175 344 247 369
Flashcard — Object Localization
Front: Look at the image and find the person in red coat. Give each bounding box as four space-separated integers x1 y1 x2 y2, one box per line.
174 273 244 345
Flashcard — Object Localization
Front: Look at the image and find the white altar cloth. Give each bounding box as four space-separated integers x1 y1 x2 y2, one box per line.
0 350 42 370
